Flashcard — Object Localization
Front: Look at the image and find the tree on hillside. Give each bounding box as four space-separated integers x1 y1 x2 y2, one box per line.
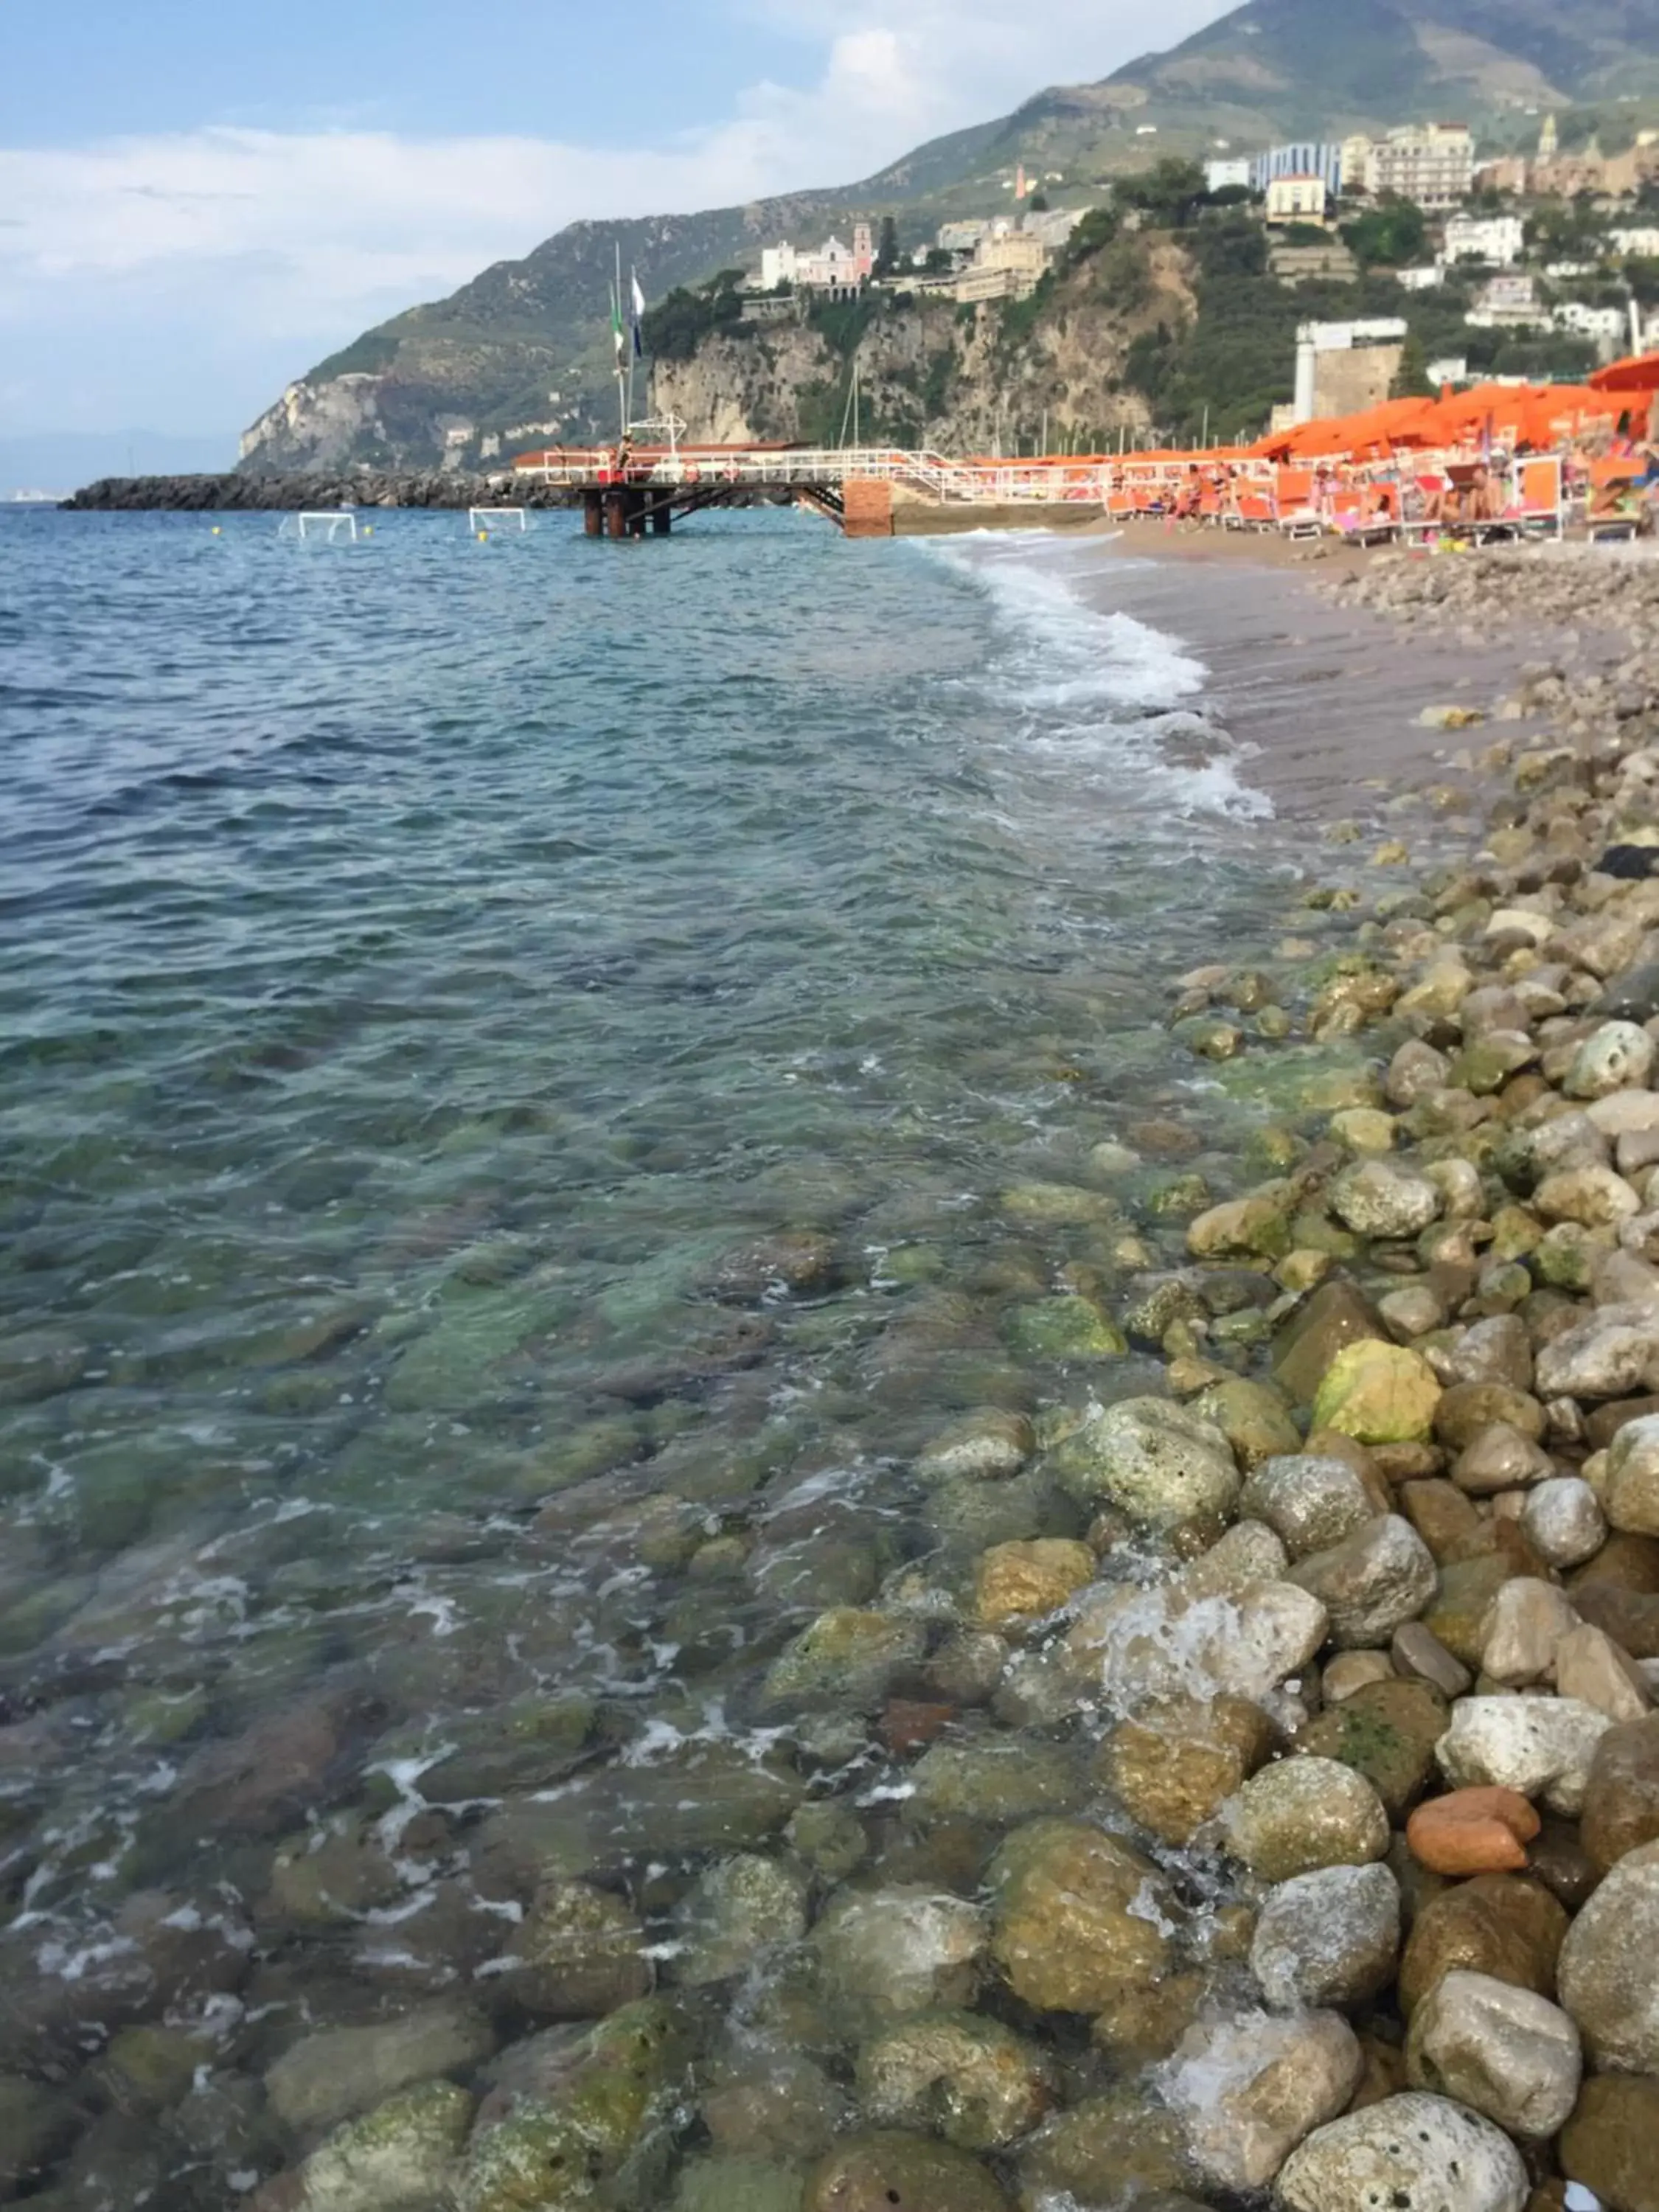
1391 331 1435 399
1114 159 1208 231
875 217 902 276
1342 195 1428 268
641 272 748 361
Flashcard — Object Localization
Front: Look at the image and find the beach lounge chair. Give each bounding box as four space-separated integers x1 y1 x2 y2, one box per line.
1586 458 1646 543
1327 487 1399 547
1226 484 1276 532
1507 456 1565 540
1274 467 1323 539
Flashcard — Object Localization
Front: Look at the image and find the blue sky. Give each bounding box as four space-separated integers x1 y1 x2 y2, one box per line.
1 1 1236 473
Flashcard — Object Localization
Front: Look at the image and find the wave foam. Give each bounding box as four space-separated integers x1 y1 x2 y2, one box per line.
923 537 1271 824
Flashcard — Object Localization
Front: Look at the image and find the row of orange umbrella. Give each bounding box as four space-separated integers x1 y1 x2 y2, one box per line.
1248 380 1636 465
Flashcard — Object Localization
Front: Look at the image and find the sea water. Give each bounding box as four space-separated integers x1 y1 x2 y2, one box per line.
2 504 1331 2200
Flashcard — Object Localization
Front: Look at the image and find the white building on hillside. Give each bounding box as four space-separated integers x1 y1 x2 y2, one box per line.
1365 123 1475 209
1397 265 1444 291
759 226 874 292
1554 302 1629 351
1466 274 1544 328
1612 226 1659 258
1443 213 1526 266
1205 157 1253 194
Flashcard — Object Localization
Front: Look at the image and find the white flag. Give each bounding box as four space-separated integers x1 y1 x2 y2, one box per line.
630 274 646 321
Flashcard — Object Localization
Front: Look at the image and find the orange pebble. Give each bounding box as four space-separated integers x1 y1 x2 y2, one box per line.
879 1699 956 1756
1408 1786 1541 1876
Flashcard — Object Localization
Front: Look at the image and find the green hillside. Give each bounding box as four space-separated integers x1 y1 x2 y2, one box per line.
237 0 1659 471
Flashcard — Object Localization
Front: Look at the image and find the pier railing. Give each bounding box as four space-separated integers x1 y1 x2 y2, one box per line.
510 446 1141 506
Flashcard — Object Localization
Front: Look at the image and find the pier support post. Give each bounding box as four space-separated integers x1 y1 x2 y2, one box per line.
650 501 672 536
584 491 603 538
605 491 627 540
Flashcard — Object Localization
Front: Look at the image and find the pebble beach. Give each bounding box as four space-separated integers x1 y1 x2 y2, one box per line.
7 518 1659 2212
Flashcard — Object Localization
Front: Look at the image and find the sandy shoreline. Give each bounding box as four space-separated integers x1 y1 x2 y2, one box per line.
1050 530 1634 824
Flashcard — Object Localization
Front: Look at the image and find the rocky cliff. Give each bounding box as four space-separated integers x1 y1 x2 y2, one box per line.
653 237 1194 456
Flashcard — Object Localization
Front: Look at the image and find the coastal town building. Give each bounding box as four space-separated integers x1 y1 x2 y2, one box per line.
1397 265 1444 291
1265 174 1329 226
1612 226 1659 260
1466 273 1544 329
1204 156 1253 194
759 225 874 294
1251 142 1344 197
1554 301 1630 354
1363 123 1475 209
1293 317 1407 424
1442 213 1525 267
1477 116 1659 203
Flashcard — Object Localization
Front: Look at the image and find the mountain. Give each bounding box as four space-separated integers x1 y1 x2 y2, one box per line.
238 0 1659 473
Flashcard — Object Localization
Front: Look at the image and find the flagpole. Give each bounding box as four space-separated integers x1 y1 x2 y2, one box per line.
627 263 637 432
614 241 627 441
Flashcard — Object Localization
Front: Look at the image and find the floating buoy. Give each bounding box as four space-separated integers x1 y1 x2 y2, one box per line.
211 526 221 535
478 529 489 541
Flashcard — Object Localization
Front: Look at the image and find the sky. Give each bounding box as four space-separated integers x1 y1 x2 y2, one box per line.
0 1 1238 471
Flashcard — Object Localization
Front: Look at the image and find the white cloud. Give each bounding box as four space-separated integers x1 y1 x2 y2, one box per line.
0 0 1235 437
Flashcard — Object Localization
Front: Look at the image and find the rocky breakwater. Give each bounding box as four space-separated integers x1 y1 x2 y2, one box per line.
58 471 571 512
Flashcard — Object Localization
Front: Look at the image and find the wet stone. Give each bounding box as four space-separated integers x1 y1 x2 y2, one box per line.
760 1610 926 1716
1560 2075 1659 2212
265 2002 496 2135
1276 2092 1528 2212
1239 1453 1378 1559
1405 1969 1582 2141
902 1736 1087 1832
1298 1677 1449 1820
1222 1756 1390 1882
673 1854 810 1986
1559 1839 1659 2070
1161 2006 1362 2194
1015 2089 1195 2211
915 1410 1034 1484
814 1886 987 2034
1289 1515 1438 1649
1399 1872 1569 2020
1250 1863 1402 2011
970 1540 1094 1632
493 1882 650 2018
1045 1396 1241 1531
987 1818 1171 2015
1099 1693 1273 1848
282 2081 475 2212
671 2153 807 2212
471 1746 804 1895
854 2011 1056 2151
802 2130 1010 2212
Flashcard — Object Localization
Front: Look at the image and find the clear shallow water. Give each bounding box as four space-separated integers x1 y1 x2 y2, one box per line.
3 505 1324 2202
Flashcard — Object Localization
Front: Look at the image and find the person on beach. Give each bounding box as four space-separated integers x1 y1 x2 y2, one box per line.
1425 462 1503 534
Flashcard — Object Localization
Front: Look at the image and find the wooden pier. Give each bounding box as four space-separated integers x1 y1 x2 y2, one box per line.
512 444 1138 538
